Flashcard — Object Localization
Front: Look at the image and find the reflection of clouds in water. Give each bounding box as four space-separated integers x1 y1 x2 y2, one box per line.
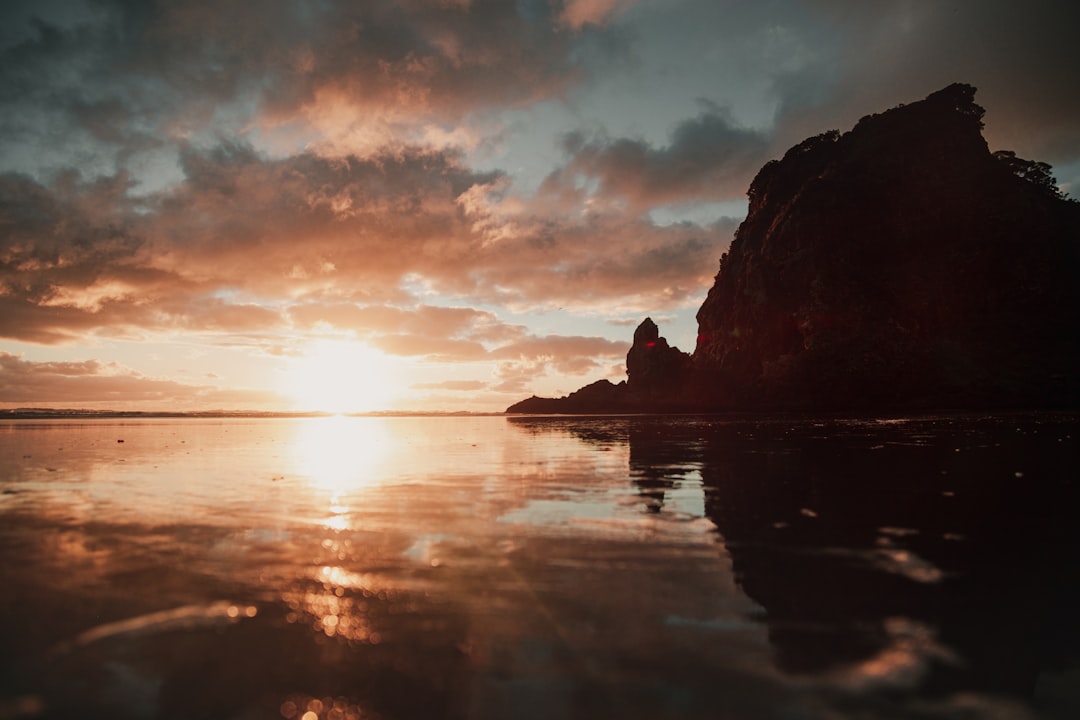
497 471 711 533
403 534 450 567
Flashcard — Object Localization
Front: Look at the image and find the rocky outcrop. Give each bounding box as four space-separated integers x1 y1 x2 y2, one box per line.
693 83 1079 409
504 379 630 414
507 84 1080 413
505 318 690 413
625 318 691 401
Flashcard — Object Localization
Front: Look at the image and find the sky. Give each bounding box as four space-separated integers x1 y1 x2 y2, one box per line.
1 0 1078 413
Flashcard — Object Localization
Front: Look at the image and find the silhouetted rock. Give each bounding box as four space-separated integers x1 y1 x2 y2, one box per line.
694 83 1080 409
625 318 691 401
508 84 1080 413
505 379 631 414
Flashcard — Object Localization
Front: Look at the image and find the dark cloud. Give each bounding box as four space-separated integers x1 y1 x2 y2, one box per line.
0 0 630 181
0 171 180 343
542 106 770 209
769 1 1080 169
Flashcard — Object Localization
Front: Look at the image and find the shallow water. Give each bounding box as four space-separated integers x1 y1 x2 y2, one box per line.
0 413 1077 719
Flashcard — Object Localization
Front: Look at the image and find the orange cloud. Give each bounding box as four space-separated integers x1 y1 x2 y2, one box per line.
0 353 279 409
557 0 636 29
2 142 735 349
411 380 489 392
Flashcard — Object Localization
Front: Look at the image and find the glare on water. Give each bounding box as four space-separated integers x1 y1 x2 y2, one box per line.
0 413 1077 720
290 416 395 492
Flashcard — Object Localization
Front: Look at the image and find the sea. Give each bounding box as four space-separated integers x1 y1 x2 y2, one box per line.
0 412 1077 720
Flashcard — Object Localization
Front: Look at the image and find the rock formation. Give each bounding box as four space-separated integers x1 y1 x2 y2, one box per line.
507 84 1080 413
625 317 690 400
504 318 689 413
504 379 629 414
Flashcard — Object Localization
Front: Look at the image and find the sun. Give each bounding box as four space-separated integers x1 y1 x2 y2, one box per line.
285 339 401 414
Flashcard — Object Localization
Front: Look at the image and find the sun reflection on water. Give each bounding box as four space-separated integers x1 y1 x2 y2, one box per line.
280 563 387 645
288 416 398 531
289 416 394 494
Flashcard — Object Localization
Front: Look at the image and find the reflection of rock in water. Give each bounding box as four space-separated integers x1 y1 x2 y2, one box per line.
628 423 702 514
680 416 1079 702
614 414 1080 706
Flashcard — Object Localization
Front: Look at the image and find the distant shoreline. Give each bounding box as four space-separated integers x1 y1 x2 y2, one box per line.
3 407 1074 422
0 408 505 420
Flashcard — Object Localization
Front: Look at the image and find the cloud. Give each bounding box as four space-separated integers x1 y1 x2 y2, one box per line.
0 352 278 408
0 1 774 361
491 334 628 375
483 333 629 396
557 0 636 29
150 141 503 296
542 107 770 210
2 137 737 347
0 0 632 180
454 197 740 311
490 360 543 395
287 303 520 344
0 143 498 341
287 298 629 375
174 299 286 334
372 334 488 360
411 379 489 392
768 1 1080 167
2 0 1078 412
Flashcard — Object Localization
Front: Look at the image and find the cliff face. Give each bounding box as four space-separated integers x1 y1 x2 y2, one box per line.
693 83 1080 409
508 84 1080 413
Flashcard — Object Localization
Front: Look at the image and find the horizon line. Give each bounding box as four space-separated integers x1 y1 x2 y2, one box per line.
0 407 507 419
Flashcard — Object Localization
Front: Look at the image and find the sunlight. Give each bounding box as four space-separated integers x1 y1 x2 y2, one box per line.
289 416 394 497
285 339 400 414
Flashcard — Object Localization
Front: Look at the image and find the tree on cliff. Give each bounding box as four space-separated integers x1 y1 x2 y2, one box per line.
992 150 1068 200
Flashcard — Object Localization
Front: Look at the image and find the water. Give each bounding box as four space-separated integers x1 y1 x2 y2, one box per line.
0 413 1077 720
